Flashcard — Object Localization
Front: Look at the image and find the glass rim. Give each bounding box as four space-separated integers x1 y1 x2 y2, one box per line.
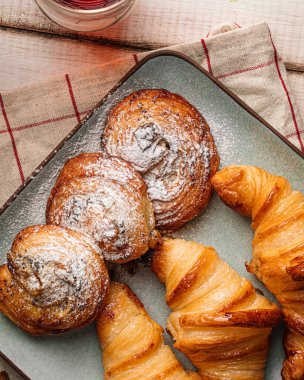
46 0 130 14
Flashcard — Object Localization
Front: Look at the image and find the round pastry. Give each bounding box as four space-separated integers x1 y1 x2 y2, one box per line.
0 225 109 335
102 89 220 231
46 152 159 263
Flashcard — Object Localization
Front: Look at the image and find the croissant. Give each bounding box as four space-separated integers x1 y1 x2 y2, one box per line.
97 282 202 380
152 238 281 379
102 89 220 232
46 152 159 263
211 165 304 379
0 225 109 335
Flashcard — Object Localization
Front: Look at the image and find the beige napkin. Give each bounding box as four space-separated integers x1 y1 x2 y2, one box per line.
0 21 302 208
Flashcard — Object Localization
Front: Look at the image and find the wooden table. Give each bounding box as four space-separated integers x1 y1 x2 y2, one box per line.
0 0 303 378
1 0 304 112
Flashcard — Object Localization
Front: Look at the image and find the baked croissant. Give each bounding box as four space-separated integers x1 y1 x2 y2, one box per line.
97 282 201 380
102 89 219 232
152 238 281 380
46 152 159 263
211 165 304 379
0 225 109 335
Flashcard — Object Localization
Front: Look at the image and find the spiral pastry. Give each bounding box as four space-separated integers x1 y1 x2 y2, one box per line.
102 89 220 232
0 225 109 335
46 152 159 263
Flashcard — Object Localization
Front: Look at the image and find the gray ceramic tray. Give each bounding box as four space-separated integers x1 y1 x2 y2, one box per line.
0 52 303 380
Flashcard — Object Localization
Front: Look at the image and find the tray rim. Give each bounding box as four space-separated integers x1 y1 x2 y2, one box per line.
1 50 303 379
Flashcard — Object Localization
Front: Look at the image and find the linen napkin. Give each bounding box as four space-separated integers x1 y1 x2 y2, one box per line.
0 21 302 208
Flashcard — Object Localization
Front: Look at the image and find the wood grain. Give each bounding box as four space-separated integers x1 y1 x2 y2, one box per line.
285 61 304 73
0 27 302 119
0 28 140 92
1 0 304 65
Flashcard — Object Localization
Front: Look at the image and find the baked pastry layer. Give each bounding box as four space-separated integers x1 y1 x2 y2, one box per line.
46 152 159 263
97 282 201 380
102 89 219 232
211 165 304 379
152 238 281 380
0 224 109 335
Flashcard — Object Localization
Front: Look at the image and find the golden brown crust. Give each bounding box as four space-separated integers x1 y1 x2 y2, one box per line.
102 89 220 232
152 238 280 380
46 152 159 263
0 225 109 335
282 328 304 380
97 282 202 380
211 165 304 379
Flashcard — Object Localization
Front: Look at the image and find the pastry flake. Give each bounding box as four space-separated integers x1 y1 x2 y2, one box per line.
212 165 304 379
0 225 109 335
97 282 202 380
102 89 220 232
152 238 281 380
46 152 159 263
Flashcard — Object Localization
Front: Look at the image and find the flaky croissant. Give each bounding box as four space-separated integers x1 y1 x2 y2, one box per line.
211 165 304 380
97 282 202 380
102 89 219 232
46 152 159 263
152 238 281 380
0 225 109 335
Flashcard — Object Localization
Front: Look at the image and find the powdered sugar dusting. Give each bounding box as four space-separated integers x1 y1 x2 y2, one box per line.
0 55 294 378
103 90 219 230
7 226 108 329
52 179 138 261
47 154 156 263
210 123 239 166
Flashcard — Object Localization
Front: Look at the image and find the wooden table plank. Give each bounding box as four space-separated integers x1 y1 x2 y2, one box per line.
1 0 304 65
0 28 140 92
0 26 302 120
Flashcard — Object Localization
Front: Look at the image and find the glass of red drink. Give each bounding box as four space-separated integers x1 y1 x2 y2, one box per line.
35 0 136 31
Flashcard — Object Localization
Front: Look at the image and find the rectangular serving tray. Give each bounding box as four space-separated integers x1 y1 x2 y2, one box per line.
0 51 303 380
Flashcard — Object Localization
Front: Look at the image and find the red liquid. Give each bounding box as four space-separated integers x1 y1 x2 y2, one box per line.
54 0 120 9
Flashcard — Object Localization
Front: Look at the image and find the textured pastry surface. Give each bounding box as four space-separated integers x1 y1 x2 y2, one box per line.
46 152 159 263
0 225 109 335
97 282 202 380
211 165 304 380
102 89 219 232
152 238 281 380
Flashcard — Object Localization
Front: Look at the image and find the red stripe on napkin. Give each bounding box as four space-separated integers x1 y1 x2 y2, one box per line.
201 39 213 75
268 30 304 151
0 111 90 135
65 74 81 123
0 94 25 182
286 129 304 139
133 54 139 64
217 60 275 79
